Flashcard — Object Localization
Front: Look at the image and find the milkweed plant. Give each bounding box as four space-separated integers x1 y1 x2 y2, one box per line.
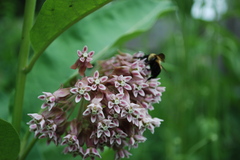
27 46 165 159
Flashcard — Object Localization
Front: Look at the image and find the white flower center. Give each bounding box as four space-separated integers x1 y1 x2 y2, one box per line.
120 81 125 86
79 88 85 94
95 79 100 84
83 52 88 58
128 108 133 113
102 125 108 130
136 85 142 90
114 99 120 104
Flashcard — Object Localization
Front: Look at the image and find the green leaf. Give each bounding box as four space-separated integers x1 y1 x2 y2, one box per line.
0 119 20 160
63 0 176 62
30 0 112 54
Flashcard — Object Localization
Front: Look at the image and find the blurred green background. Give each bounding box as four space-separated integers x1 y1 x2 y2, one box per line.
0 0 240 160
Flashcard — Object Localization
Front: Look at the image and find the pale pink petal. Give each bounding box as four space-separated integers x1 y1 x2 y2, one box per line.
120 100 128 106
83 108 91 116
49 96 56 102
75 95 82 103
70 88 78 94
115 81 120 87
100 76 108 82
87 77 94 84
91 84 97 90
83 46 88 52
85 86 91 91
88 51 94 56
86 57 92 62
133 91 138 97
124 84 132 90
91 148 101 158
91 115 97 123
129 137 135 145
77 50 82 57
28 113 42 120
131 61 138 68
104 130 110 137
139 90 145 96
80 57 85 62
116 93 124 98
123 76 132 82
142 83 149 88
84 93 90 101
127 115 132 122
110 138 114 145
108 101 114 108
98 84 106 90
48 103 55 111
94 71 99 78
118 87 123 93
41 103 48 109
114 105 121 113
98 111 105 120
121 110 127 117
43 92 52 97
116 138 121 145
132 71 143 78
38 95 46 100
29 124 37 130
134 135 147 142
97 130 103 138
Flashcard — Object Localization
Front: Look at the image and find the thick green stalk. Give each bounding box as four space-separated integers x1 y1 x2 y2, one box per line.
12 0 36 133
19 137 38 160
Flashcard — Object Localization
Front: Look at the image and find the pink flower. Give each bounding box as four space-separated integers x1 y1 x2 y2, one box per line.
107 93 128 113
78 46 94 63
84 147 101 159
129 60 146 79
97 119 116 138
38 88 70 111
87 71 108 91
38 92 56 111
115 149 132 160
27 108 66 144
71 46 94 76
121 103 142 123
110 128 127 145
132 81 149 97
61 134 80 154
112 75 132 92
70 80 91 103
142 117 163 134
83 100 105 123
27 113 45 131
129 134 147 147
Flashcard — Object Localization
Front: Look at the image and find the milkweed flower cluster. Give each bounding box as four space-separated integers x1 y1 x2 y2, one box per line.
27 46 165 160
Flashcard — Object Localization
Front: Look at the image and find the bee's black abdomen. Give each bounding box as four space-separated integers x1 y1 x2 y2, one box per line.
148 62 161 80
137 53 164 80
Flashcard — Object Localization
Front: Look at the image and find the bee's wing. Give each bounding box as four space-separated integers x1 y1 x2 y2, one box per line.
158 53 165 62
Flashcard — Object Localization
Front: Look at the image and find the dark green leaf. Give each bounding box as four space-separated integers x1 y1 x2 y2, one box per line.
0 119 20 160
30 0 112 54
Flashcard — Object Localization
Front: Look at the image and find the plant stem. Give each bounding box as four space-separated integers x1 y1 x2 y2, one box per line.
19 138 38 160
12 0 36 133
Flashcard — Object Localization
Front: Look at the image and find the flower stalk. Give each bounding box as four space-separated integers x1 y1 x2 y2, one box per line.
12 0 36 133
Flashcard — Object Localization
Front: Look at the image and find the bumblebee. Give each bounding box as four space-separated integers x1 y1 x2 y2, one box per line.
141 53 165 80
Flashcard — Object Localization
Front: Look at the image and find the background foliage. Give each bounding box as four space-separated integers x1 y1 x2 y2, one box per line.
0 0 240 160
